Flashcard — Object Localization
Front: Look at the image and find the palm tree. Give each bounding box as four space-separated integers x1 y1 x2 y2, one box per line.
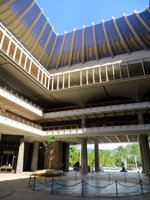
127 144 139 169
117 146 127 168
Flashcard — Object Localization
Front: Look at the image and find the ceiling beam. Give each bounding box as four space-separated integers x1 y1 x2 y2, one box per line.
81 26 85 64
123 14 148 50
39 27 53 61
68 30 75 66
102 20 114 57
8 0 36 29
112 17 131 54
45 35 58 69
56 32 66 68
30 20 48 51
105 136 112 143
134 11 150 32
92 24 99 60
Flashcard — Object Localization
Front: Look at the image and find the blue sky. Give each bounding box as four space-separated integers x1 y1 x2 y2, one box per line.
37 0 148 34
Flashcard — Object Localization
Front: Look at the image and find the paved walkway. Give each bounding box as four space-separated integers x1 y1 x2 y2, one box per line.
0 172 150 200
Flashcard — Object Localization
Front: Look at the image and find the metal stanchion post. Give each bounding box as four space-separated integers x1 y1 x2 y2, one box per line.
45 173 47 182
115 180 119 198
33 174 36 190
51 179 54 194
140 179 144 195
138 173 141 182
82 180 84 197
92 171 93 180
109 172 111 182
75 171 77 181
124 173 127 182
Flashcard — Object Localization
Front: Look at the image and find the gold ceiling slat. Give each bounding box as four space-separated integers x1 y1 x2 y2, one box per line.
0 0 15 13
134 11 150 32
21 10 42 43
30 20 48 51
39 28 53 61
92 24 99 61
68 30 75 66
82 26 85 64
123 14 148 50
8 0 36 29
46 35 58 69
102 20 114 57
56 33 66 68
112 17 131 54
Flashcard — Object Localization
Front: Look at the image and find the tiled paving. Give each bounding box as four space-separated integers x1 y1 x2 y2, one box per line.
0 172 150 200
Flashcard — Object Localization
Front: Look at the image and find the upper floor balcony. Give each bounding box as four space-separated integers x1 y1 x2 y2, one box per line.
0 102 150 143
0 22 150 94
0 85 43 120
0 23 51 91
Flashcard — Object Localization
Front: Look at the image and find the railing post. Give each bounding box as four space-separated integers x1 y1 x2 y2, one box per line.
75 171 77 181
45 173 47 182
115 180 119 198
82 180 84 197
109 172 111 182
33 174 36 190
51 179 54 194
124 173 127 182
140 179 144 195
138 173 141 182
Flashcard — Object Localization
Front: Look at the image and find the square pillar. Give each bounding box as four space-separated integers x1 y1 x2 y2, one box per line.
95 143 100 172
139 135 150 175
63 143 69 172
81 139 88 174
16 138 24 173
31 142 39 171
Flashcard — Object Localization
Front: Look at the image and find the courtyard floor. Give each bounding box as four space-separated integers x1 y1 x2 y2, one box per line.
0 172 150 200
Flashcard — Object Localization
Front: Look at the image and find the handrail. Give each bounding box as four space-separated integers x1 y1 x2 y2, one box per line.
0 85 42 111
0 23 50 77
0 23 51 90
44 97 150 113
0 110 42 129
44 119 150 130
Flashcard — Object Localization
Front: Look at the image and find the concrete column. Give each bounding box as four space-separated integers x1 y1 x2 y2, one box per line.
0 133 1 142
31 142 39 171
16 138 24 173
63 143 69 172
139 135 150 175
81 139 88 174
95 143 100 172
81 117 86 129
138 113 144 124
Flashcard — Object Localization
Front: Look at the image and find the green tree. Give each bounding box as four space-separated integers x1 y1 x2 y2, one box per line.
69 145 80 166
43 136 56 169
88 150 94 167
100 150 113 167
117 146 128 167
126 143 141 169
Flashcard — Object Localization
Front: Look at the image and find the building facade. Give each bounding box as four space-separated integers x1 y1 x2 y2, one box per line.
0 0 150 174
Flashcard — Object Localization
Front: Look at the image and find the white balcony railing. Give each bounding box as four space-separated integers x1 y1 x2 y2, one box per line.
0 23 51 90
0 109 150 137
0 86 42 116
0 22 150 93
